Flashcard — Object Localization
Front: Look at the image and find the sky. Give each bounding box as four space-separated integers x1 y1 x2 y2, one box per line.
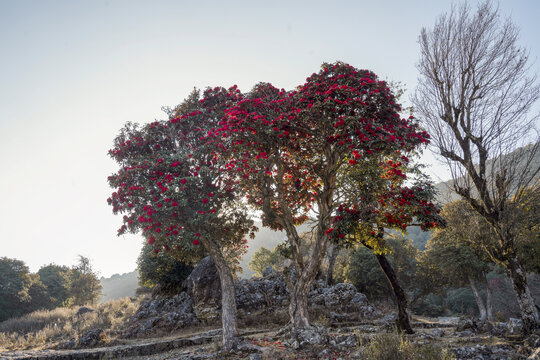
1 0 539 278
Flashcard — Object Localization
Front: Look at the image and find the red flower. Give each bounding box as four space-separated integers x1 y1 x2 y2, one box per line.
202 198 209 204
193 239 200 246
181 179 187 185
325 228 333 234
195 233 201 237
148 237 155 245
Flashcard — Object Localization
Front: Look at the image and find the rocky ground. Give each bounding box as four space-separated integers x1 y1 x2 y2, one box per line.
1 260 539 359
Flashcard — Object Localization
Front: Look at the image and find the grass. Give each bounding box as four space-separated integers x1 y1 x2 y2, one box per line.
0 297 142 351
361 333 456 360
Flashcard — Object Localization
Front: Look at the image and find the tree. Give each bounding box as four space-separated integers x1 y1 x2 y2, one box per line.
137 240 194 295
38 264 71 308
108 88 253 350
413 1 540 333
331 144 444 333
67 256 102 306
418 208 495 321
248 246 287 276
346 236 418 301
217 62 432 336
0 257 34 321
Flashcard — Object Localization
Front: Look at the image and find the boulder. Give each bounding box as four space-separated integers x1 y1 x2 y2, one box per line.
77 328 105 348
185 256 221 306
76 306 95 317
124 292 197 338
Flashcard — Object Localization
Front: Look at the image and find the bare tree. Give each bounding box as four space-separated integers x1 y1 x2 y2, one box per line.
413 1 540 334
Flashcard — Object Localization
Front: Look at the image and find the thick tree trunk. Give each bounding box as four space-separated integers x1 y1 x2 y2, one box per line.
484 275 493 322
469 276 487 321
203 241 239 351
507 255 539 335
375 253 414 334
326 243 339 286
288 273 311 335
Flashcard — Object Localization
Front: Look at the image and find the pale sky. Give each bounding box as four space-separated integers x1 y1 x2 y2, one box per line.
1 0 539 277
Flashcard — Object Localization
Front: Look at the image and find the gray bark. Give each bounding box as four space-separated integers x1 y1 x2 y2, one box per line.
469 276 487 321
507 255 540 334
202 239 239 350
326 243 339 286
484 275 493 322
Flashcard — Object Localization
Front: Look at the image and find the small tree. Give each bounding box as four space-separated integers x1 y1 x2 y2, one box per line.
419 220 494 321
37 264 71 308
0 257 34 321
248 246 287 276
108 89 253 350
68 256 102 306
413 1 540 332
137 240 194 295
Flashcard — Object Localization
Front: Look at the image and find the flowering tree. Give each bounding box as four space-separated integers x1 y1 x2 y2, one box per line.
331 154 444 333
212 62 432 336
108 89 253 350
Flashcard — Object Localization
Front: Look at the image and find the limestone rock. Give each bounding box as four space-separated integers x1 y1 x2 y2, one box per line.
185 256 221 306
124 292 197 337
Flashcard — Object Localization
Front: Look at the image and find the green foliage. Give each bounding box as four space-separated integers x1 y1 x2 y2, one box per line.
445 288 477 316
0 258 34 322
411 293 443 317
137 240 194 295
37 264 71 308
66 256 102 307
346 236 418 300
0 256 103 322
248 246 288 276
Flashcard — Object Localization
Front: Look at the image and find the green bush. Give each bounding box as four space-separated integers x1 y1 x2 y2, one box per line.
137 241 194 295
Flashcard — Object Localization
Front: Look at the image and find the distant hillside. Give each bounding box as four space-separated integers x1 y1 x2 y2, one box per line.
434 142 540 204
99 270 138 303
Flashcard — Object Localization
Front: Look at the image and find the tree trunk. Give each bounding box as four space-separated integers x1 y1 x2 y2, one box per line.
469 276 487 321
203 241 239 351
507 255 539 335
484 275 493 322
288 272 311 336
326 243 339 286
375 253 414 334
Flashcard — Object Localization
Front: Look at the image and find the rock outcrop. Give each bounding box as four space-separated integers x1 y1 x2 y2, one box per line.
124 263 377 337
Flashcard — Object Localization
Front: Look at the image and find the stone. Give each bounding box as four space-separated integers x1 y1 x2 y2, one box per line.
76 306 95 317
378 313 398 332
506 318 523 335
456 317 477 332
262 265 275 277
186 256 221 306
431 328 445 337
77 328 105 348
124 292 197 338
296 324 329 348
437 316 460 325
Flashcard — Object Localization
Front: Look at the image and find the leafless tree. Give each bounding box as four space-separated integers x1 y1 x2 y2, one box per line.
413 1 540 333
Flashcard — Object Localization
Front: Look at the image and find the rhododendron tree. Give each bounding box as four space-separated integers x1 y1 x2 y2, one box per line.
213 62 433 336
108 89 254 350
331 153 444 333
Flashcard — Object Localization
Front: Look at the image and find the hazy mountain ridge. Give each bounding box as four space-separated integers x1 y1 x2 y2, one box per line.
99 270 138 303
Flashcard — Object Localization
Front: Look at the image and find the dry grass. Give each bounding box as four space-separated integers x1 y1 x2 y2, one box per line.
0 297 142 351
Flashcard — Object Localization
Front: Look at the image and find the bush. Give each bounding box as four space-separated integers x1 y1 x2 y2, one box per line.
137 241 194 295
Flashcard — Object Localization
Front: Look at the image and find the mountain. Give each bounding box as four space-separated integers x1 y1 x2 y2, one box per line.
99 270 139 303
